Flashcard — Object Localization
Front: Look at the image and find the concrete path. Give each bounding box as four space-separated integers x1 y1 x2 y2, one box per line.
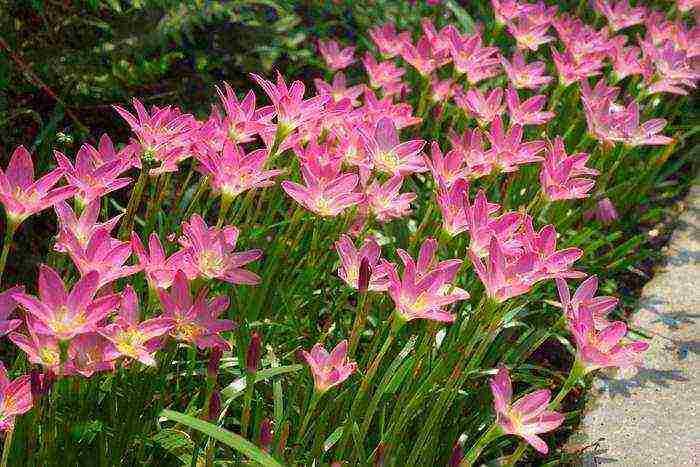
571 179 700 466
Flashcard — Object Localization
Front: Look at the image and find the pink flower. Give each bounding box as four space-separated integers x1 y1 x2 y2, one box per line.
610 41 644 81
158 271 233 350
454 88 505 127
448 129 494 179
366 175 416 222
53 143 132 206
507 18 555 51
250 72 329 135
212 83 274 145
62 229 141 288
0 286 23 337
301 340 357 392
585 198 619 224
12 266 120 341
335 235 390 291
568 306 649 373
386 238 469 323
113 99 194 173
197 141 282 199
54 200 122 253
0 362 32 431
359 90 422 129
491 0 535 25
540 136 598 201
593 0 646 32
465 190 522 257
400 37 451 76
179 214 262 285
551 47 604 86
99 286 174 366
490 367 564 454
314 72 365 106
642 40 699 96
131 232 189 290
67 333 115 378
425 142 472 187
282 163 363 217
10 317 63 371
318 39 356 71
360 117 427 176
518 217 584 281
486 118 545 173
556 276 618 330
0 146 77 225
362 54 406 93
368 22 411 58
430 76 456 103
436 179 472 237
469 237 536 302
501 51 553 90
505 88 554 126
448 32 501 85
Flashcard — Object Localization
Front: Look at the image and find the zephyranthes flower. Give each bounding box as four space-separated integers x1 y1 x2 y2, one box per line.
158 271 234 350
359 117 427 176
490 367 564 454
12 266 120 341
386 238 469 323
0 146 77 225
335 234 390 292
0 362 32 431
301 340 357 392
100 286 174 366
556 276 618 330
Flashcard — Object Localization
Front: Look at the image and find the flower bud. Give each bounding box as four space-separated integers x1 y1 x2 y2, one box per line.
358 257 371 294
207 346 223 380
30 370 55 399
208 390 221 422
259 418 273 451
246 332 261 374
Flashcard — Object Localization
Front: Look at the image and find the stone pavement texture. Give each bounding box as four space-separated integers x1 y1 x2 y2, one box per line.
572 178 700 466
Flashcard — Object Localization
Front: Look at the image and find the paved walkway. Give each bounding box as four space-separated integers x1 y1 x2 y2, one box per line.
572 179 699 466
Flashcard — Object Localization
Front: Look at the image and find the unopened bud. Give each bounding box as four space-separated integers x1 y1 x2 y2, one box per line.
448 440 463 466
208 390 221 422
358 257 372 294
259 418 273 451
246 332 261 374
207 347 223 380
30 370 55 399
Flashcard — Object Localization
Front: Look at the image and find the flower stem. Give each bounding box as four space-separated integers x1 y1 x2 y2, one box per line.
216 193 234 228
240 371 256 438
0 218 18 286
1 427 14 467
182 176 210 222
459 423 503 466
551 358 585 409
297 390 321 444
348 291 371 359
119 167 149 240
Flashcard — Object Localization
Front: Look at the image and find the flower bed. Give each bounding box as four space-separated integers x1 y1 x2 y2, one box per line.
0 0 697 465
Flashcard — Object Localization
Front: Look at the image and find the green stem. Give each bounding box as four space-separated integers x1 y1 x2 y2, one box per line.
119 167 149 240
551 359 586 409
182 176 210 222
1 427 13 467
459 423 503 466
240 371 256 438
348 291 371 358
216 193 234 228
0 219 18 286
297 390 321 444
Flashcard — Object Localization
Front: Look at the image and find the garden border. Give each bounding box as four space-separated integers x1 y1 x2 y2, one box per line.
568 176 699 466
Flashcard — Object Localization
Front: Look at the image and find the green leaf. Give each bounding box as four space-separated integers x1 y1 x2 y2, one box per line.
445 0 476 33
221 364 303 400
161 409 283 467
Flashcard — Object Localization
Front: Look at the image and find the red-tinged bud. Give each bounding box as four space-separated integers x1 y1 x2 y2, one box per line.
30 370 55 399
246 332 261 374
358 257 372 293
259 418 273 451
207 346 223 380
448 441 463 466
208 390 221 422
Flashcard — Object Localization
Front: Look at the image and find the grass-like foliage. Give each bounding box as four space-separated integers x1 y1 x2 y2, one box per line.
0 0 697 465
